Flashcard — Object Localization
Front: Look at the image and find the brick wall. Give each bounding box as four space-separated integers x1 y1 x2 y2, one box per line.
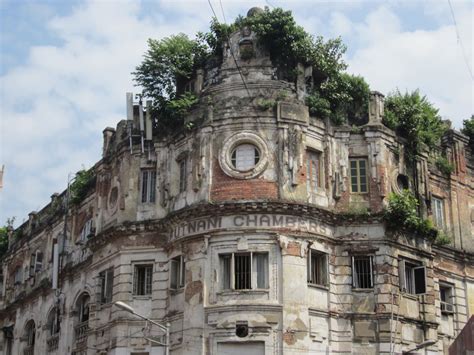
210 159 278 201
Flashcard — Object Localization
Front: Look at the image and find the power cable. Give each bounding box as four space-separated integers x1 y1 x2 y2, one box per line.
447 0 473 81
207 0 252 99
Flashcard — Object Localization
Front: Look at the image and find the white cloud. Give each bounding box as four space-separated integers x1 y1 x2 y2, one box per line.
347 5 473 126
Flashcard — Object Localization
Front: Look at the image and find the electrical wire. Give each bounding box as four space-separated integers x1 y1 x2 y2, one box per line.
207 0 252 99
447 0 473 81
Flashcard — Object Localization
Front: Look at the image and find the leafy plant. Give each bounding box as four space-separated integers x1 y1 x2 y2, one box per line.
0 218 14 261
435 231 452 246
256 98 275 111
385 189 439 241
70 169 96 206
435 156 454 175
461 115 474 149
383 90 448 158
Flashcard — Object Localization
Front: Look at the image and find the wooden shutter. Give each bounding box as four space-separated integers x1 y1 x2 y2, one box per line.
414 266 427 294
398 260 406 292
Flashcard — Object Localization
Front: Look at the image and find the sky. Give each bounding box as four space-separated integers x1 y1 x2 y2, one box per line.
0 0 473 227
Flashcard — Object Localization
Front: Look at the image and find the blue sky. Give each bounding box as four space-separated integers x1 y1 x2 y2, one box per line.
0 0 473 227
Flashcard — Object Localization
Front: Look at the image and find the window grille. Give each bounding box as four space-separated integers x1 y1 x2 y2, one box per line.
220 252 269 290
308 250 328 286
133 264 153 296
352 256 373 289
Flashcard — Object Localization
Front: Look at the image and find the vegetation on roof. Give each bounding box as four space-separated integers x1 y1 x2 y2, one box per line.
133 7 370 129
462 115 474 149
70 168 96 206
383 90 448 159
384 189 450 245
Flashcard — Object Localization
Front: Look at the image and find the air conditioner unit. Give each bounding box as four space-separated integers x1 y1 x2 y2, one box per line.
441 302 454 313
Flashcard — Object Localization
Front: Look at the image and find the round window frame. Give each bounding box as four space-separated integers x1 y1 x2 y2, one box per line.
219 132 269 180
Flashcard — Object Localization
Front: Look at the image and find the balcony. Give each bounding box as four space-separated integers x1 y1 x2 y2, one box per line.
65 246 92 269
46 334 59 352
74 321 89 348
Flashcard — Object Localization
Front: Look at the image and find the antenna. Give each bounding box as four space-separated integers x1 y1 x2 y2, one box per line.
126 92 133 121
136 94 145 153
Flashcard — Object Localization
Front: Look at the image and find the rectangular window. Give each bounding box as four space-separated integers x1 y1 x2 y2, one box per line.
440 284 454 314
398 259 426 295
79 219 93 242
432 197 445 228
179 159 187 193
220 252 269 290
28 251 43 277
170 256 185 290
133 264 153 296
350 158 368 193
307 250 328 286
99 268 114 304
352 256 373 289
306 151 322 193
141 169 156 203
14 268 22 284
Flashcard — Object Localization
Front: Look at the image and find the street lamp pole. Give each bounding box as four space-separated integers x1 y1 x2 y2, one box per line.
402 340 437 354
114 301 170 355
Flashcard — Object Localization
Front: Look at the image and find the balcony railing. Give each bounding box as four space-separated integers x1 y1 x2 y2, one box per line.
74 321 89 346
23 345 34 355
46 333 59 352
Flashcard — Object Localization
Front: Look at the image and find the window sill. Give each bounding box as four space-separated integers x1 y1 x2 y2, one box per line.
352 288 374 292
217 289 269 296
170 288 184 296
132 295 152 300
401 292 419 300
308 283 329 291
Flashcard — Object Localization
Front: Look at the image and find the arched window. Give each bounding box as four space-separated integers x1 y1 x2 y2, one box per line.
74 293 90 349
23 320 35 355
47 308 60 336
76 293 90 324
46 308 60 352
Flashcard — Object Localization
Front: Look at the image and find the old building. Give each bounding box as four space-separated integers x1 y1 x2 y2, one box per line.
1 9 473 355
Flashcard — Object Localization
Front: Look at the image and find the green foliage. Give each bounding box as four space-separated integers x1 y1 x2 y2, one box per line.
0 227 8 261
70 169 96 206
307 73 370 125
256 98 275 111
134 7 367 131
461 115 474 149
435 156 454 175
133 34 206 132
383 90 447 157
385 190 439 240
0 218 14 261
240 7 346 81
435 231 452 246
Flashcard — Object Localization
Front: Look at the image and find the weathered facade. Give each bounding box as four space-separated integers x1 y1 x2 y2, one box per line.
1 11 473 355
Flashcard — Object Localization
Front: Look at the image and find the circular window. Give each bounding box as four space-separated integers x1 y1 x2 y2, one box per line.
231 144 260 171
219 132 269 179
